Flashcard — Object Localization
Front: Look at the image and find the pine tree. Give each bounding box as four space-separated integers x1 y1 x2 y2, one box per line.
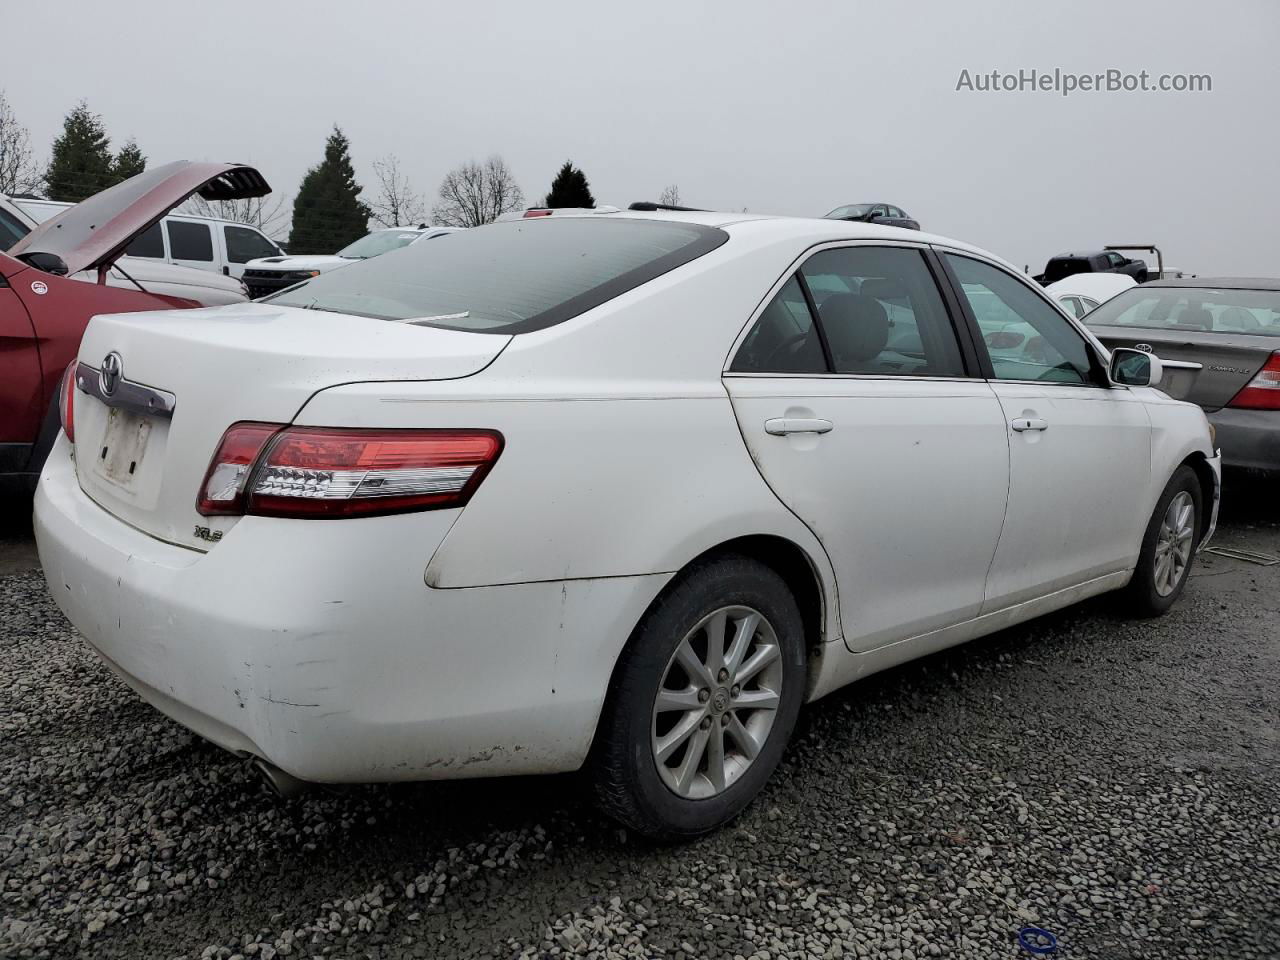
288 126 371 254
45 101 115 202
542 161 595 209
111 139 146 183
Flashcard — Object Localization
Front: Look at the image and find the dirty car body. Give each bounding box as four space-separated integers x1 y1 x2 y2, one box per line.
35 212 1219 836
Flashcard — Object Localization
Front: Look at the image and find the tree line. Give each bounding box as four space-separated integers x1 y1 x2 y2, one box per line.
0 92 684 256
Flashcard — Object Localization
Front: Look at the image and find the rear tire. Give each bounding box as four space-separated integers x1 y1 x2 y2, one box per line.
1121 465 1202 617
591 554 806 840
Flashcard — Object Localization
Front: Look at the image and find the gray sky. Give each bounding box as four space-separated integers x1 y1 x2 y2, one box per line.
8 0 1279 275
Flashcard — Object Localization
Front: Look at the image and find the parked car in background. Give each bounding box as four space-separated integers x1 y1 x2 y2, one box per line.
1 161 269 491
35 211 1218 839
823 203 920 230
1084 278 1280 474
2 194 248 307
12 197 282 280
241 225 459 298
1047 272 1137 318
1036 249 1149 285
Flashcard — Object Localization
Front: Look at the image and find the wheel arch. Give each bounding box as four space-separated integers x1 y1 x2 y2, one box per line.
1180 451 1217 540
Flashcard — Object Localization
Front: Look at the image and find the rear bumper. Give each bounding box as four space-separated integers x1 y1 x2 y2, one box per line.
1208 407 1280 474
33 436 667 783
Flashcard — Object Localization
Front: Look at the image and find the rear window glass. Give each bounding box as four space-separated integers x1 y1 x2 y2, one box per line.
125 222 164 258
167 220 213 261
1084 287 1280 337
267 218 728 333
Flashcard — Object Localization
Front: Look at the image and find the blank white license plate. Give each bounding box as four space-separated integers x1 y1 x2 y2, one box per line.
92 407 154 489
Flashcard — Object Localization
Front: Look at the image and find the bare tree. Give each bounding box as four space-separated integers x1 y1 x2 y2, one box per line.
432 156 524 228
657 184 681 207
0 91 42 196
182 193 291 238
369 154 426 227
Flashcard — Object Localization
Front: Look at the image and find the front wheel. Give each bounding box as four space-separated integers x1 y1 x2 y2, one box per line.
1121 465 1202 617
591 555 806 840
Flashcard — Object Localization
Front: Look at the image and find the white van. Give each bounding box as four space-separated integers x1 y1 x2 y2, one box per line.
12 198 282 279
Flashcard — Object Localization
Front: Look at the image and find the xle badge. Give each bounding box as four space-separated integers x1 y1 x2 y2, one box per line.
193 526 224 543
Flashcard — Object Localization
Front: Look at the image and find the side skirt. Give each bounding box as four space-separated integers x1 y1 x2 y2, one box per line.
807 570 1132 701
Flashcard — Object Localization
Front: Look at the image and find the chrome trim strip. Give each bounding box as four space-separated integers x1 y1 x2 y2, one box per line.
75 362 176 420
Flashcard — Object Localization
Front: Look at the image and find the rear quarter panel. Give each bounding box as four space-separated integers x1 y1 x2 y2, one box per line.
297 222 843 636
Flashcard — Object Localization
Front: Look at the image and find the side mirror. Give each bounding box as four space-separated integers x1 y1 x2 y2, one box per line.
1110 347 1164 387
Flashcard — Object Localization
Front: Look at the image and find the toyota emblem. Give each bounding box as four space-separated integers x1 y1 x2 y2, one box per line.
1134 343 1153 353
100 352 123 397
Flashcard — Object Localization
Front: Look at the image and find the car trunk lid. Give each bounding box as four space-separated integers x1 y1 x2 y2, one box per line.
1093 326 1278 410
72 302 509 549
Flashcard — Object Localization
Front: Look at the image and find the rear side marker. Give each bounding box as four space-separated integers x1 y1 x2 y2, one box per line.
197 424 503 519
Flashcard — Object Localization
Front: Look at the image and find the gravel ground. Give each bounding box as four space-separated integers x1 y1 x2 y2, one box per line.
1 479 1278 960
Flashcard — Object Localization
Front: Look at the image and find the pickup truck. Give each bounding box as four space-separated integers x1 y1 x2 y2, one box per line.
1035 249 1149 285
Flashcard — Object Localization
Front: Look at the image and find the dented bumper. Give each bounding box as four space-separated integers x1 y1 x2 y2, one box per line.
34 435 667 783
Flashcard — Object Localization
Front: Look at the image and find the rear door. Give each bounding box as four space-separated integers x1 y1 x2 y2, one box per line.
724 242 1010 651
941 252 1151 609
164 218 219 274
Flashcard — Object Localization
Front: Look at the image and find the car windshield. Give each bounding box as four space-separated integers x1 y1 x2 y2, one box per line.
268 217 728 333
1084 286 1280 336
825 204 873 219
336 230 427 259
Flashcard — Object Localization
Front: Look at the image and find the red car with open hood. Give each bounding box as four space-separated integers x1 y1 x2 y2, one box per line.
1 161 269 491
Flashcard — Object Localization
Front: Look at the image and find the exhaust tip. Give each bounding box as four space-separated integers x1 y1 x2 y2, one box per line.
252 758 311 800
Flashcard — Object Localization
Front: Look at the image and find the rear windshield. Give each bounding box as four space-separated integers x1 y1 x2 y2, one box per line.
267 218 728 333
1084 287 1280 336
336 230 425 260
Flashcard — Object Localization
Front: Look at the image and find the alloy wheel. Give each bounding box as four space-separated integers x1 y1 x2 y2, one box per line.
1153 490 1195 596
650 605 783 800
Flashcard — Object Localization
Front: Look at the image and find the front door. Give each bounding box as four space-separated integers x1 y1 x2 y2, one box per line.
724 243 1010 651
942 252 1152 609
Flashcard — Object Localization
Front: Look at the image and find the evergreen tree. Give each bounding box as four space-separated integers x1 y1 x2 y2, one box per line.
288 126 370 254
45 101 115 202
542 160 595 208
111 139 146 183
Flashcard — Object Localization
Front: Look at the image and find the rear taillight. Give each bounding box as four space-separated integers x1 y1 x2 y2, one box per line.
1227 351 1280 410
58 362 77 443
522 209 553 218
197 424 503 519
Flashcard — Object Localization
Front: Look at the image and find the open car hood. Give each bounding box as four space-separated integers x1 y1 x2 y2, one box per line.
7 161 269 276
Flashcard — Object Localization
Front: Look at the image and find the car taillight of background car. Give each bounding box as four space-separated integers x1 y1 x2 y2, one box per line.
1228 351 1280 410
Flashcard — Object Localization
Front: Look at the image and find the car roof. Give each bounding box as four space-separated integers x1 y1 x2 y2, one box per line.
1050 251 1110 259
513 209 1009 270
1142 277 1280 291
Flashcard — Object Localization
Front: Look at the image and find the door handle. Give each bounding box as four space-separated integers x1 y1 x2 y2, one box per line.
1011 417 1049 432
765 417 833 436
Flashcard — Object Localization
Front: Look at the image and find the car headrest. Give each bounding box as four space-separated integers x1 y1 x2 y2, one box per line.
818 293 890 364
1175 306 1213 331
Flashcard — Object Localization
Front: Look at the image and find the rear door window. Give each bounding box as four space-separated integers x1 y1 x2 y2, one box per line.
801 246 965 376
0 207 29 251
731 246 966 377
124 222 165 259
268 218 728 333
166 220 214 261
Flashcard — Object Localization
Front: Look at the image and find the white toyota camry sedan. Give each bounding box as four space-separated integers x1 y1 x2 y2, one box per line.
35 211 1220 838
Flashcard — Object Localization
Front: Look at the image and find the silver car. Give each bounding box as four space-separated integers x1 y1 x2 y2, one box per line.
1084 278 1280 474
